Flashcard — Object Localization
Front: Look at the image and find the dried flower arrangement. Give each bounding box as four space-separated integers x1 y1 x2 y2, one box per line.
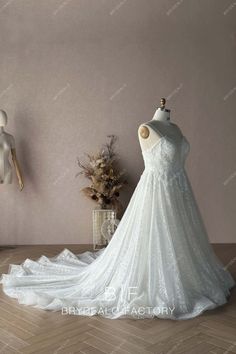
77 135 127 216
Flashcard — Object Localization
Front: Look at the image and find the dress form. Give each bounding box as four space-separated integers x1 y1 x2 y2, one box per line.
0 110 24 190
138 98 182 152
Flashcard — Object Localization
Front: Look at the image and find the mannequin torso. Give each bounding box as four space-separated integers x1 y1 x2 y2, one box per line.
138 100 182 152
0 110 24 190
0 128 15 183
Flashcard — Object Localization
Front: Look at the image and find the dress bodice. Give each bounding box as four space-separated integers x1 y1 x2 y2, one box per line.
142 135 190 180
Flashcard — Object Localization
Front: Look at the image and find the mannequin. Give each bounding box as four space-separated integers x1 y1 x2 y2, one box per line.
138 98 182 151
0 110 24 190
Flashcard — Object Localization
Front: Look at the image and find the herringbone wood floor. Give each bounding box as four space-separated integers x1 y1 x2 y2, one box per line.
0 244 235 354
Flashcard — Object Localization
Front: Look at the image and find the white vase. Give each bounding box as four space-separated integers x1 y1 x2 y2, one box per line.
92 208 117 250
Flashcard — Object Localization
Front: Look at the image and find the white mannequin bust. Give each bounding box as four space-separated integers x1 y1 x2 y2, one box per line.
138 98 182 151
0 110 24 189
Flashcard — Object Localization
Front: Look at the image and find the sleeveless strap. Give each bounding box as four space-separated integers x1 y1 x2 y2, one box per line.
145 121 163 136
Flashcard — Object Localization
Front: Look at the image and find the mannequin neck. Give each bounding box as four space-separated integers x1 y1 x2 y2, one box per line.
152 107 171 123
0 127 4 134
153 116 170 123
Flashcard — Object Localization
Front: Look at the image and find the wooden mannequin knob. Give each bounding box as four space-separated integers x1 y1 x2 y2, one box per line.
160 98 166 110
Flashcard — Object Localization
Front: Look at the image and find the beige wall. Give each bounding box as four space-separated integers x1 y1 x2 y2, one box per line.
0 0 235 244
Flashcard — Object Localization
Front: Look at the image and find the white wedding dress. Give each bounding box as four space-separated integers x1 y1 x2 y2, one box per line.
1 133 235 319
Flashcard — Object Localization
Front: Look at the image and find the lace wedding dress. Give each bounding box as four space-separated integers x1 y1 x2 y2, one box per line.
1 134 235 319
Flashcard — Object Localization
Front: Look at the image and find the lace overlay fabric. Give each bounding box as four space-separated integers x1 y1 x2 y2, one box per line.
0 134 235 319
